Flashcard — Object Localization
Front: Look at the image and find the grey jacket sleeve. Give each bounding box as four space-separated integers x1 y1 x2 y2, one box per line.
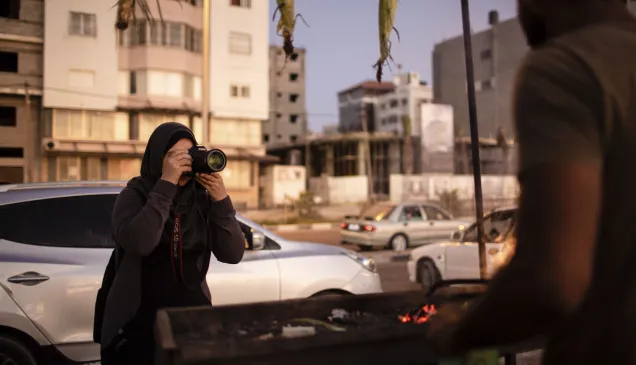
207 195 245 264
112 179 178 256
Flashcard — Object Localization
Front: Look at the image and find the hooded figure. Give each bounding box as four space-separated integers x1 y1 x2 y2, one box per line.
100 122 245 365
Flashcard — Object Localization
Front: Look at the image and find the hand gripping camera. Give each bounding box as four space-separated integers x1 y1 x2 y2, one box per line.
187 146 227 175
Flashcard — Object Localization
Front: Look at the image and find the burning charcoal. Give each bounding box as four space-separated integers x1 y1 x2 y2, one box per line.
281 326 316 338
398 304 439 324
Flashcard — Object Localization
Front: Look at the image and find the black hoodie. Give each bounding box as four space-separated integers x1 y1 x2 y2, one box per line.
101 122 245 349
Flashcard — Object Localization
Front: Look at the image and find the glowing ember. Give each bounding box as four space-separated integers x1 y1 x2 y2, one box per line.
398 304 438 324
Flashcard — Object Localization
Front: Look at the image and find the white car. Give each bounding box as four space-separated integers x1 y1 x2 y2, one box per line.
0 181 382 365
406 207 517 291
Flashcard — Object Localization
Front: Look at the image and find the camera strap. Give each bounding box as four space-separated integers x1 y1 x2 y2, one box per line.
170 214 186 285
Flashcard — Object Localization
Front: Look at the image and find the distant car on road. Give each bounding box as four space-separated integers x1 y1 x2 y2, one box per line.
339 202 470 252
406 207 518 291
0 181 381 365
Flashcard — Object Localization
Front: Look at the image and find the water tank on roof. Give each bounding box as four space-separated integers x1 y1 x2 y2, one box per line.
488 10 499 26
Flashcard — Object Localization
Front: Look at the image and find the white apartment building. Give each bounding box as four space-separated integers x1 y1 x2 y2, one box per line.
374 71 433 136
41 0 270 209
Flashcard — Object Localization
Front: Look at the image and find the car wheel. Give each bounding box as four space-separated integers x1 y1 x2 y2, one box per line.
417 260 441 294
0 335 37 365
389 234 408 252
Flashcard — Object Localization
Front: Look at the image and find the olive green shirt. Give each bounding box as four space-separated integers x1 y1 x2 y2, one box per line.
514 21 636 365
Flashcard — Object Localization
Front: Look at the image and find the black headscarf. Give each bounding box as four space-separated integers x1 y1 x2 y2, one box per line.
127 122 208 251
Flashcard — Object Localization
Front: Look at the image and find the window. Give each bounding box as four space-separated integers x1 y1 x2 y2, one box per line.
0 51 18 73
289 114 298 123
168 23 183 47
241 86 250 98
389 99 398 108
0 106 17 127
0 195 117 248
482 79 494 90
481 49 492 60
0 147 23 158
276 92 282 98
360 203 396 221
263 134 269 142
221 160 252 189
147 71 184 97
289 93 299 103
290 135 297 142
228 32 252 54
230 85 238 97
422 206 451 221
463 209 517 243
53 110 130 141
129 71 137 94
289 73 299 82
150 22 166 45
185 27 202 53
402 98 408 105
290 53 299 61
399 205 424 221
69 12 97 37
0 0 20 19
230 0 252 8
275 113 282 118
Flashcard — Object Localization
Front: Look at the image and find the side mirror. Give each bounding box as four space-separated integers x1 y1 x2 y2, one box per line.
252 231 266 251
450 230 464 242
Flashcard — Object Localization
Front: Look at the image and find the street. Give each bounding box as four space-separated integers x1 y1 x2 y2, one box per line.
277 229 421 293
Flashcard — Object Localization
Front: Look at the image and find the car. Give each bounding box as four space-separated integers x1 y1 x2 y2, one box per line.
339 202 471 252
0 181 382 365
406 207 518 291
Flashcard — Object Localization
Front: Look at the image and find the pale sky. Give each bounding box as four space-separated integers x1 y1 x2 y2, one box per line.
267 0 517 131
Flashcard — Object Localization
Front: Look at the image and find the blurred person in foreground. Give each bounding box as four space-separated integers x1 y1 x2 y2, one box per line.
100 122 245 364
427 0 636 363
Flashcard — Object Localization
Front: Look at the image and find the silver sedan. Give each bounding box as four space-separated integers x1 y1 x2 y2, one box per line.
339 202 471 252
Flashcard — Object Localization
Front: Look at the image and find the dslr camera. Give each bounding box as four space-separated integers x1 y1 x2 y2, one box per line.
187 146 227 175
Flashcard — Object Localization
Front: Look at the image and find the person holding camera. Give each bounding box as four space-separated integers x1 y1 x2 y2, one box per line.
99 122 245 365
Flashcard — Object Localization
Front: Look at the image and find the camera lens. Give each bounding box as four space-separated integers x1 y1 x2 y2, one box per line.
205 149 227 172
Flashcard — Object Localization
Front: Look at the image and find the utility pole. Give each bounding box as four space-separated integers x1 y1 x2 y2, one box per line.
201 0 211 146
304 134 311 189
24 82 31 183
360 104 374 203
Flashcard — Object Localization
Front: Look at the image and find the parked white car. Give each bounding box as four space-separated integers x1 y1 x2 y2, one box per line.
406 207 517 291
0 181 382 365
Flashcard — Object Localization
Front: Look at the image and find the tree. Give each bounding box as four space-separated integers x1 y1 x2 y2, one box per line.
401 115 413 175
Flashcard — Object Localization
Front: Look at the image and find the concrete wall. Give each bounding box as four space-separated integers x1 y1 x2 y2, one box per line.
390 173 518 202
260 164 306 208
309 175 368 205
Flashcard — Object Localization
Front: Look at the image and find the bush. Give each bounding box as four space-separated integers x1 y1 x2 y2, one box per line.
438 189 462 216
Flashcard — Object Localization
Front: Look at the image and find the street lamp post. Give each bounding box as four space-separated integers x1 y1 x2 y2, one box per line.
201 0 211 146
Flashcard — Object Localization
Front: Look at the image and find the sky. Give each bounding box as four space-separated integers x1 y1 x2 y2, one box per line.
267 0 517 132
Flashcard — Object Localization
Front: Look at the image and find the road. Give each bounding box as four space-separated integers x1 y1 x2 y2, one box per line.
277 229 421 293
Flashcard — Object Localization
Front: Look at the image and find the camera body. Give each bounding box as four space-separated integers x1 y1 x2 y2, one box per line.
187 146 227 175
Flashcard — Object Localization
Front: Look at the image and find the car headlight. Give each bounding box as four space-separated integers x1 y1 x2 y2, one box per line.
343 251 377 273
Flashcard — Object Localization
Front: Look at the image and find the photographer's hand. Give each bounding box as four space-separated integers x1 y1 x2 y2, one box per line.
196 172 228 201
161 149 192 185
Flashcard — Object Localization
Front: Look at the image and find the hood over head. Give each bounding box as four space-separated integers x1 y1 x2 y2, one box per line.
140 122 197 183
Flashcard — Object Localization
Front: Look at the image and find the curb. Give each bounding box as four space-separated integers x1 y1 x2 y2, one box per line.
264 223 340 232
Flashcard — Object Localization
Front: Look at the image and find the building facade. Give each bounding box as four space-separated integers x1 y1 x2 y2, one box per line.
40 0 270 209
0 0 43 184
264 45 307 146
337 81 394 133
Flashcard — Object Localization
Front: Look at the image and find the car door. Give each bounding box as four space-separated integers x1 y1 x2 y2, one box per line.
443 210 517 280
0 194 117 363
421 205 459 242
207 221 280 306
398 205 429 247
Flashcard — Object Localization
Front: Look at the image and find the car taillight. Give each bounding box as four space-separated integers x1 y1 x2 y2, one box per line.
339 222 347 229
363 224 376 232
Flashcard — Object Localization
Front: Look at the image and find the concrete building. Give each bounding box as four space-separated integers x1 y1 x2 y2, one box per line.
40 0 272 209
337 81 394 133
265 45 307 145
432 10 527 141
0 0 44 184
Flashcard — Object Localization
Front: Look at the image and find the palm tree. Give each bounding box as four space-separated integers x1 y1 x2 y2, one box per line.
401 115 413 175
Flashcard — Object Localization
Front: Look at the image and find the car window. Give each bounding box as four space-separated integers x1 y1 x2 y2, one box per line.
0 194 117 248
422 206 451 221
360 203 396 221
239 221 280 251
399 205 424 221
463 210 517 243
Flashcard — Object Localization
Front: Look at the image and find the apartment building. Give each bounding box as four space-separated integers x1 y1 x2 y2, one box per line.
41 0 270 209
0 0 43 184
265 45 307 146
337 81 394 133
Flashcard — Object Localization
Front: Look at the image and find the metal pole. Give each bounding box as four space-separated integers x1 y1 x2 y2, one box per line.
460 0 487 280
360 104 375 203
201 0 211 146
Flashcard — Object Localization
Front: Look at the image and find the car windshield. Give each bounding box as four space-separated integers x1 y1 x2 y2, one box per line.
360 204 396 221
463 209 517 243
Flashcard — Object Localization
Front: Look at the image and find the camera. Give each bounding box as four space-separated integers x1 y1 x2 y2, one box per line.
187 146 227 174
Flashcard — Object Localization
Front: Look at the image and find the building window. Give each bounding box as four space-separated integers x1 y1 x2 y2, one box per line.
188 0 203 6
69 12 97 37
289 114 298 123
0 51 18 73
230 85 238 97
230 0 251 8
129 71 137 94
276 92 282 98
222 160 252 189
0 106 17 127
52 110 130 141
289 73 299 82
185 27 202 53
289 93 299 103
150 22 166 45
0 0 20 19
229 32 252 54
263 134 269 142
290 53 299 61
402 98 408 105
389 99 398 108
290 135 297 142
481 78 494 90
0 147 23 158
276 113 282 118
481 49 492 60
168 23 183 47
241 86 250 98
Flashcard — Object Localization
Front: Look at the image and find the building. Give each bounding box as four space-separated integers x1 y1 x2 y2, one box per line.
337 80 394 133
0 0 43 184
432 10 527 141
41 0 271 209
374 70 433 135
265 45 307 146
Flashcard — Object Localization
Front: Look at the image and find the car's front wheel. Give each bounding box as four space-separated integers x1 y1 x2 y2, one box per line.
0 335 37 365
389 234 408 252
417 259 441 294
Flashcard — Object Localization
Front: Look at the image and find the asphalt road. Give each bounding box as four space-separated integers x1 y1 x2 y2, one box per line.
277 229 421 293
